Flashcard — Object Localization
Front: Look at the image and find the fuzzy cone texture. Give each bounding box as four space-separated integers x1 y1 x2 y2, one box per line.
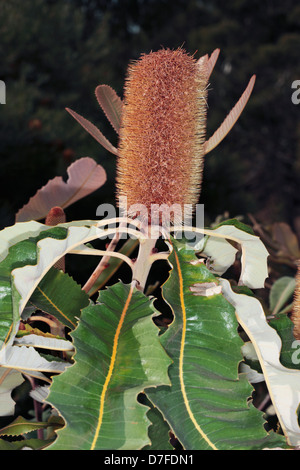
116 48 208 226
45 206 66 226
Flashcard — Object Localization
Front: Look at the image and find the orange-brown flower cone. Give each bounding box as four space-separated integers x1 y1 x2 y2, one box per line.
291 261 300 340
116 48 208 226
45 207 66 226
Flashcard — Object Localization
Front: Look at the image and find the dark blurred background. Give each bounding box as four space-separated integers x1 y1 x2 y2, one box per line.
0 0 300 231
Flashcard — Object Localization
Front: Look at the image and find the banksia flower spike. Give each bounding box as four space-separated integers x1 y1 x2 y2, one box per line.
66 47 256 229
63 48 255 291
45 206 66 226
116 48 209 227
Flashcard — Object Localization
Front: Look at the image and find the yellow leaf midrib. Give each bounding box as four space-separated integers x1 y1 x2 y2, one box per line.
36 286 76 328
173 248 218 451
90 284 134 450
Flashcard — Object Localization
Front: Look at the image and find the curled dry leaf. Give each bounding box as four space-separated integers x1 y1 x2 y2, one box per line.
16 157 107 222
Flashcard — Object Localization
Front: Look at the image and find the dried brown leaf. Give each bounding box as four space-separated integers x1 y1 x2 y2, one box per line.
66 108 119 156
16 157 106 222
204 75 256 154
272 222 300 259
95 85 123 134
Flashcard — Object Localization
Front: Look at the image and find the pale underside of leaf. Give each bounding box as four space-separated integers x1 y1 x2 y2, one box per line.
0 368 24 416
16 157 107 222
217 224 269 289
0 225 71 351
199 235 238 276
240 362 265 384
11 225 108 318
0 219 97 263
30 384 50 403
221 278 300 447
205 224 268 288
0 345 70 373
178 222 269 289
0 221 139 350
0 366 51 417
14 334 74 351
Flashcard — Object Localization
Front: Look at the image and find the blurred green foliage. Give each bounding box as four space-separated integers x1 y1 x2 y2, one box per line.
0 0 300 229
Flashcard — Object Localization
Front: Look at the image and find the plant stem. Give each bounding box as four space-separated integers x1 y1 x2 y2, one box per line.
82 232 121 293
81 220 136 294
26 376 44 440
131 225 162 292
257 393 271 411
81 219 169 294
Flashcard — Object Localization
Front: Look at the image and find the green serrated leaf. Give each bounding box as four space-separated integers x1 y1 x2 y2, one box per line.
0 437 52 450
0 415 62 437
46 281 171 450
142 395 173 450
29 267 89 330
146 238 284 450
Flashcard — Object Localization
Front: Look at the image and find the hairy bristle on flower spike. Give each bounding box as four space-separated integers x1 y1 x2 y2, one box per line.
116 48 208 227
